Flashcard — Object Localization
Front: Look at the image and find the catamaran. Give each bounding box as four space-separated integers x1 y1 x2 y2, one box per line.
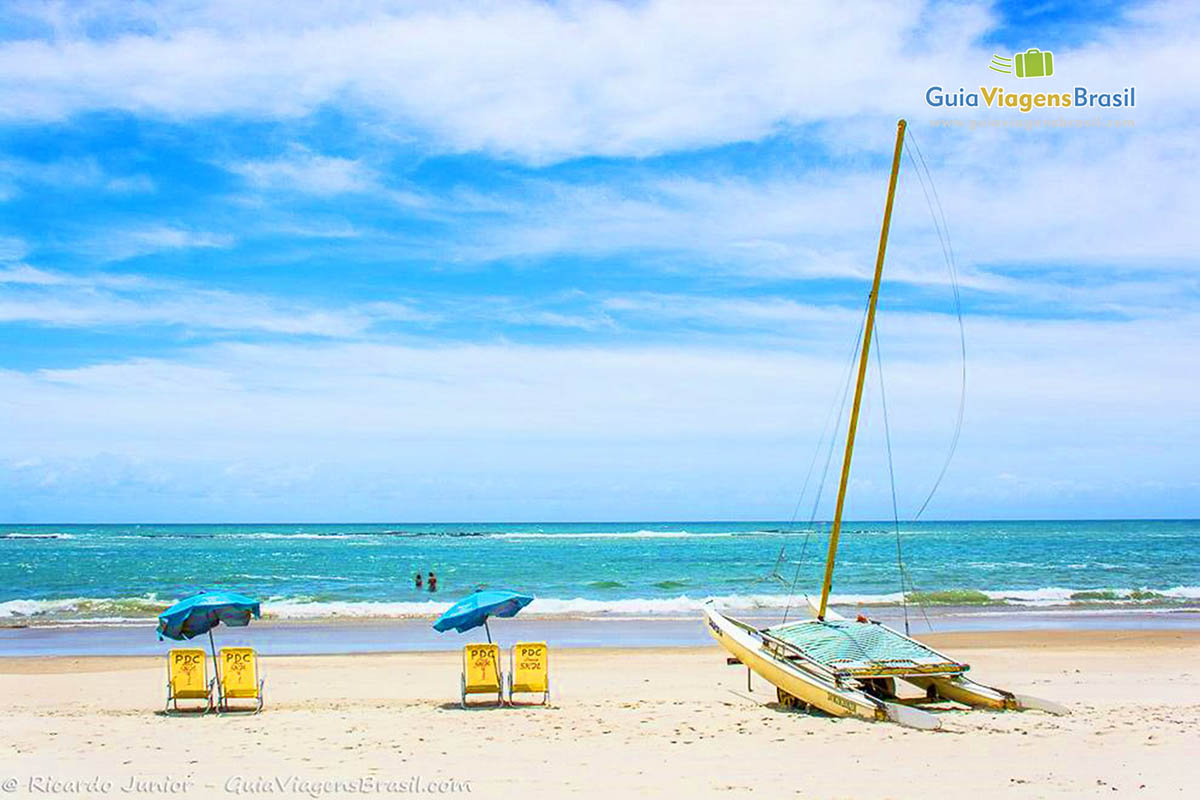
703 119 1067 730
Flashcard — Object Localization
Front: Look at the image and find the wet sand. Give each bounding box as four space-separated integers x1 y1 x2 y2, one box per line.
4 605 1198 656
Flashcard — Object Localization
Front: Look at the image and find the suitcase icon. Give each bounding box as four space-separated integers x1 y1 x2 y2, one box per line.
1014 48 1053 78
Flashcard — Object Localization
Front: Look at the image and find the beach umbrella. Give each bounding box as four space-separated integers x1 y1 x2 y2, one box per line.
432 589 533 642
156 590 261 666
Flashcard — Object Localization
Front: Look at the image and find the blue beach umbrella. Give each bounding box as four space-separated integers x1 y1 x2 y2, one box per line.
433 589 534 642
157 590 261 664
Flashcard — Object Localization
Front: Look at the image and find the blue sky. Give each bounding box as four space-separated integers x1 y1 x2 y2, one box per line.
0 0 1196 522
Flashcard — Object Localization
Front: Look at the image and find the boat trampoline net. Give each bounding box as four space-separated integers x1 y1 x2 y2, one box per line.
763 619 966 678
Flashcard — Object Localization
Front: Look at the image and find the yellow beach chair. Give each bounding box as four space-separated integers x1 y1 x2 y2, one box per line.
165 648 213 713
508 642 550 705
217 647 265 713
461 643 503 707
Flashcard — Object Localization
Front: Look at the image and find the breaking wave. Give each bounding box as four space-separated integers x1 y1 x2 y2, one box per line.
0 532 75 540
3 528 793 541
4 586 1200 624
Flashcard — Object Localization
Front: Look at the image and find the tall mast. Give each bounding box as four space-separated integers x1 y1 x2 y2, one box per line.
816 118 907 621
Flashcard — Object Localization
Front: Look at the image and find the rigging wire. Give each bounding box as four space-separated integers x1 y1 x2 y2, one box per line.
772 128 967 632
873 328 933 634
873 326 910 635
759 306 867 592
870 129 965 632
902 555 935 633
904 131 967 521
805 307 869 531
764 317 864 587
779 303 869 624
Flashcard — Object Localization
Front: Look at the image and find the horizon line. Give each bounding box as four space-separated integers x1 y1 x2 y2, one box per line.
5 518 1198 526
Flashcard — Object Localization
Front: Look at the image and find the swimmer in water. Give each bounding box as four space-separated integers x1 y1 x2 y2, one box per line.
428 571 438 592
414 572 423 589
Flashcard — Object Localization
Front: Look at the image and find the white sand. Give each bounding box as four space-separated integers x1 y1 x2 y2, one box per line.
1 629 1197 798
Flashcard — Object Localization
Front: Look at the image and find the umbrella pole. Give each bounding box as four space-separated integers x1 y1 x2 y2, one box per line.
209 629 221 708
485 619 492 644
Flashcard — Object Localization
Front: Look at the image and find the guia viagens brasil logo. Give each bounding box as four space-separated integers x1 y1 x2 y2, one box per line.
926 48 1135 113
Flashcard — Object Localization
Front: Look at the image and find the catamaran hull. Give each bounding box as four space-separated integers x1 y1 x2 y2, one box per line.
907 674 1012 709
704 607 940 729
906 675 1069 715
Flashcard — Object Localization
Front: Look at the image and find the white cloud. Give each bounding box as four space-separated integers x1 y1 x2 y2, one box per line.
0 1 1192 307
2 0 1191 164
437 125 1200 288
0 156 155 199
1 308 1196 519
0 266 432 336
87 225 235 262
105 174 156 193
0 236 28 262
602 294 860 333
0 263 151 289
268 219 365 239
0 1 955 161
228 147 376 195
0 1 1197 519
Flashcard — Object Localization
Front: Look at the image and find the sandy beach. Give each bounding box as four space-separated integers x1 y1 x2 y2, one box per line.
1 629 1197 799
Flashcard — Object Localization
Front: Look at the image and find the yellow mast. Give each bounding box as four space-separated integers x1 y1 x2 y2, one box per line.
816 118 907 621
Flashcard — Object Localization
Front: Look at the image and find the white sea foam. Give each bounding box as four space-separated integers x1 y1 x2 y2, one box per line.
264 594 796 618
263 599 452 618
235 573 356 582
0 595 165 619
5 586 1200 623
82 528 789 541
244 591 956 618
0 532 75 540
259 588 1200 618
981 587 1078 606
981 586 1200 606
225 533 364 540
490 530 742 540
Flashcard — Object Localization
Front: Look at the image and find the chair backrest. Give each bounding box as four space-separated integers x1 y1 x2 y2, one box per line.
219 647 260 698
463 643 501 692
510 642 549 693
168 648 208 697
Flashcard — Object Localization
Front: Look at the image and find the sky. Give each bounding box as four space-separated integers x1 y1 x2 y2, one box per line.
0 0 1197 522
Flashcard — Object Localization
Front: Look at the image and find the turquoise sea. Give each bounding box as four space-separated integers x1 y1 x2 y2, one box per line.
2 520 1198 625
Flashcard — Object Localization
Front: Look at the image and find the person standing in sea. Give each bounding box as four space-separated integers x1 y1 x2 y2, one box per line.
428 571 437 592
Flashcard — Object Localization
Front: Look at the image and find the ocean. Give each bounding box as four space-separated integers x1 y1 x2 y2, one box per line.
2 520 1198 627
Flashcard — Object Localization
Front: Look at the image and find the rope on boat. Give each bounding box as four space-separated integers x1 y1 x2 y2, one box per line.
780 304 868 623
871 128 966 633
873 328 910 635
759 308 863 592
772 128 968 635
874 329 934 635
903 130 967 521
